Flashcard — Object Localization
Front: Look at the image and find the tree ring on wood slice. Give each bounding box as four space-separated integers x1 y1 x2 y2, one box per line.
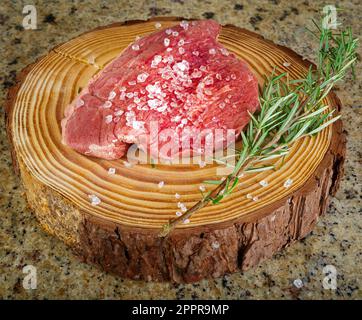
5 18 346 283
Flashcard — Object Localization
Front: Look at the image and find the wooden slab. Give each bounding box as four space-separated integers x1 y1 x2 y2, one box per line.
5 18 346 283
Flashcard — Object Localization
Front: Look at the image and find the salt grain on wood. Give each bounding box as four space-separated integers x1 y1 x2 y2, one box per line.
212 241 220 249
89 194 101 206
284 178 293 188
259 180 268 187
108 168 116 175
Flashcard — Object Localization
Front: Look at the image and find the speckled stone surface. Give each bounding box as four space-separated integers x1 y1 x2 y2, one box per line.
0 0 361 299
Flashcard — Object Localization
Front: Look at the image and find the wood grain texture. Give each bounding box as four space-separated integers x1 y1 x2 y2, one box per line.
5 18 346 282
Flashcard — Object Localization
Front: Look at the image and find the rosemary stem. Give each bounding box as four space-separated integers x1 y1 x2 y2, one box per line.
159 159 252 237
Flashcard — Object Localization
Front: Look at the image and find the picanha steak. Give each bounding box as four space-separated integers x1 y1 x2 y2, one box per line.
61 20 259 160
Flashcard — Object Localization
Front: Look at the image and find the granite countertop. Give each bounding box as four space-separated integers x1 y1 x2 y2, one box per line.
0 0 361 299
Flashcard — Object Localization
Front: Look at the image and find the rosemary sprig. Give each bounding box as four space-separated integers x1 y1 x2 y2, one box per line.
159 20 358 237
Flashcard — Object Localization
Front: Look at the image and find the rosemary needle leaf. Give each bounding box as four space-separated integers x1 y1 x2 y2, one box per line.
308 114 341 135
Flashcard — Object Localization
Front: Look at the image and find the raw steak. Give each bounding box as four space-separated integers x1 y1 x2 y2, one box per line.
61 20 259 161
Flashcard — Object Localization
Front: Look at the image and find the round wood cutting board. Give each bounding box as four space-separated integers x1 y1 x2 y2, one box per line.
5 18 346 283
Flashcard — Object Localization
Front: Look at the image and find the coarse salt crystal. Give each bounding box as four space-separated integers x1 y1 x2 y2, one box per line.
205 77 214 85
132 120 145 130
155 22 162 29
172 115 181 122
76 99 84 107
252 196 259 202
119 86 127 92
216 73 222 80
220 48 229 56
148 99 161 108
212 241 220 249
192 50 199 56
89 194 101 206
137 72 149 83
172 31 179 36
178 39 185 46
231 74 237 80
246 193 253 199
259 180 268 187
108 167 116 175
165 29 172 35
183 218 190 224
164 38 170 47
146 84 158 94
198 160 206 168
284 178 293 188
178 202 187 212
283 62 291 67
151 55 162 67
209 48 216 55
180 20 189 30
176 211 182 217
174 61 189 72
128 80 136 86
124 161 133 168
199 185 206 192
132 44 140 51
105 115 113 124
114 110 124 116
191 70 202 78
157 104 168 112
103 101 112 108
158 181 165 188
88 56 95 64
126 92 134 99
175 193 181 199
178 47 185 54
293 278 303 289
108 91 116 100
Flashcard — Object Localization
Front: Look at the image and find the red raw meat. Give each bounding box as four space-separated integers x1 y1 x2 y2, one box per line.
61 20 259 161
